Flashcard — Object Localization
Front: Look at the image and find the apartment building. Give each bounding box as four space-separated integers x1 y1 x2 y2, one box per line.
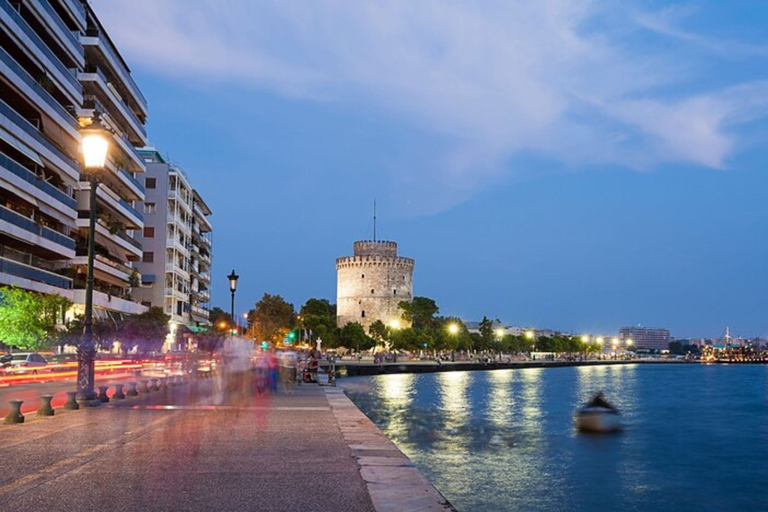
134 148 212 350
619 326 671 351
0 0 148 321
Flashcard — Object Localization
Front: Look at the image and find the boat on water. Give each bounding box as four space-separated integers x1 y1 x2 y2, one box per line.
574 392 622 433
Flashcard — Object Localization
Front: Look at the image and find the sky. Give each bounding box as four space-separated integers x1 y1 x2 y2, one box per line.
91 0 768 339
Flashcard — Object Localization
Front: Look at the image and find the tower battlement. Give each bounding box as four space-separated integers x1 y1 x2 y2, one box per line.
353 240 398 258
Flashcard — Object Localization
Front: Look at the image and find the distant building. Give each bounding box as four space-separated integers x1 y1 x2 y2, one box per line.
336 240 414 330
619 326 670 351
134 148 212 350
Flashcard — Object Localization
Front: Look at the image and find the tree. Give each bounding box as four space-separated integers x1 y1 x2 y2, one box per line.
368 319 389 344
399 297 439 330
0 286 70 351
338 322 374 352
299 298 337 346
210 307 234 331
477 316 497 350
252 293 296 343
61 314 117 351
117 307 169 354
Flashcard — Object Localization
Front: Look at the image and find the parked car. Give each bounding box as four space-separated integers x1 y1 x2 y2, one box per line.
3 353 49 375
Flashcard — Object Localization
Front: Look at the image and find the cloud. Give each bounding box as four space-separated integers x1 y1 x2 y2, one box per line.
92 0 768 210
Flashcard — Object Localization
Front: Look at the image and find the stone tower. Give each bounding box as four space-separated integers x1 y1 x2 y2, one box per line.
336 240 415 330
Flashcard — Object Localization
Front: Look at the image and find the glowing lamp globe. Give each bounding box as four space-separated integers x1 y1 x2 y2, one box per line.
81 116 109 169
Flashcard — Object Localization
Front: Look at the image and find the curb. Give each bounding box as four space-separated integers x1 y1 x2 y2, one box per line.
325 388 456 512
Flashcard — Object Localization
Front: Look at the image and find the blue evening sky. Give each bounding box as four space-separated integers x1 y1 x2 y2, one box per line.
92 1 768 338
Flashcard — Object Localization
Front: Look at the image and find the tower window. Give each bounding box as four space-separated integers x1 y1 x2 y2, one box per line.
371 289 374 294
361 274 365 278
393 290 397 295
361 310 365 318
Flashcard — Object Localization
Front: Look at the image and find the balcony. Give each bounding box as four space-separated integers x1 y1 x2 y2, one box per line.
58 0 85 32
79 67 147 145
164 286 188 301
191 304 209 322
0 99 80 181
28 0 84 67
0 0 81 102
167 212 191 234
72 289 147 316
0 254 72 289
80 30 147 117
0 152 76 210
0 46 79 138
72 254 133 284
0 203 75 257
78 181 143 229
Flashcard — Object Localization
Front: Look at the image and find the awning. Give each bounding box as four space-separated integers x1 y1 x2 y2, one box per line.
0 126 43 166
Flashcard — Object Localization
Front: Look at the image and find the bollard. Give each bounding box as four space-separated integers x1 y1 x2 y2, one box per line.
150 378 159 391
127 382 138 397
5 400 24 424
37 395 55 416
63 391 80 410
98 386 110 403
113 384 126 399
141 380 150 393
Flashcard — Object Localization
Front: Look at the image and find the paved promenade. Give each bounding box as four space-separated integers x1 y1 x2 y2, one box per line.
0 378 452 512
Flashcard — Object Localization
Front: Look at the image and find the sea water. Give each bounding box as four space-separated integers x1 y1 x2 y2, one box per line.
344 364 768 512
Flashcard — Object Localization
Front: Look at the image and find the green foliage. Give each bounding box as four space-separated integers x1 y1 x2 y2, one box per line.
0 286 70 351
253 293 296 343
338 322 374 351
298 297 337 346
368 319 389 343
398 297 439 330
61 314 117 350
210 307 234 330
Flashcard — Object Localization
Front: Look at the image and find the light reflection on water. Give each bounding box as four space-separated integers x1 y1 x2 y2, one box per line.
345 364 768 512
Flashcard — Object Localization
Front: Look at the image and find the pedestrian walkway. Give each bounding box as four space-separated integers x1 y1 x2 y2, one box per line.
0 379 454 512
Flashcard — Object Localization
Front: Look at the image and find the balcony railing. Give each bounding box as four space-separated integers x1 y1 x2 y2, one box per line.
0 152 76 209
119 168 144 194
115 229 141 250
0 100 79 170
38 0 82 52
0 0 79 91
0 255 72 289
84 29 147 109
0 46 77 129
95 253 133 276
0 204 75 249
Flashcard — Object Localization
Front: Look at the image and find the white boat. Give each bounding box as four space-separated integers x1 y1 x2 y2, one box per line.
574 393 622 433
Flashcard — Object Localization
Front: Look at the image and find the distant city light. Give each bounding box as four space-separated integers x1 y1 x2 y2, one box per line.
596 337 604 344
525 330 534 339
495 328 505 338
581 335 589 343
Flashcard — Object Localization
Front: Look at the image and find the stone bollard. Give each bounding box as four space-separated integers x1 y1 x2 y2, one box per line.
63 391 80 410
113 384 126 399
98 386 110 403
140 380 150 393
37 395 55 416
127 382 139 397
150 378 159 391
5 400 24 424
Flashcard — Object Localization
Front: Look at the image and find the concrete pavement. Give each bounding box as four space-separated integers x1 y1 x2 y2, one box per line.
0 377 453 512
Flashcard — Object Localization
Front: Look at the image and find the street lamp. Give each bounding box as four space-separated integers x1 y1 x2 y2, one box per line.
77 113 109 406
448 323 459 335
227 270 239 334
526 330 535 353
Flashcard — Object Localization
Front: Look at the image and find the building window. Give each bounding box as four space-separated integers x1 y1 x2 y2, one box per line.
144 202 156 214
142 252 154 263
393 290 397 295
145 177 157 189
371 289 374 294
143 227 155 238
361 274 365 278
361 310 365 318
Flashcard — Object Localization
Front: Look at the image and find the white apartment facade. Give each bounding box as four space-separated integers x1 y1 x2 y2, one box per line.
0 0 148 321
134 148 212 351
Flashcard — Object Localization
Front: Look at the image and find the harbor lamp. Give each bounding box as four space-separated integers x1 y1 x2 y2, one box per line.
526 330 535 352
227 269 239 333
77 113 109 406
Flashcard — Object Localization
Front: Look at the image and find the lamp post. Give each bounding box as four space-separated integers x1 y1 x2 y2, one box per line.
78 114 109 406
526 330 535 357
227 270 238 335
